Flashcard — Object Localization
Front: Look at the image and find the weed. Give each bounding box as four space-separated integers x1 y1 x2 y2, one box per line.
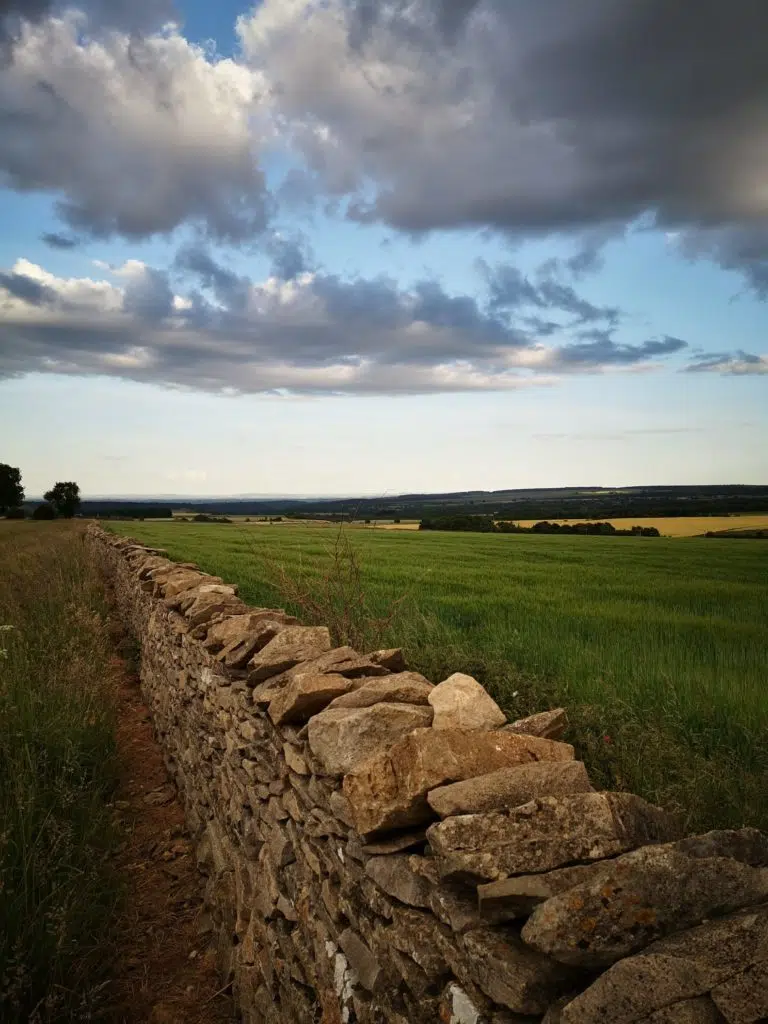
0 523 119 1022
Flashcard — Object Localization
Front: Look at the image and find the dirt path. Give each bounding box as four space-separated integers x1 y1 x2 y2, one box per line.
105 623 236 1024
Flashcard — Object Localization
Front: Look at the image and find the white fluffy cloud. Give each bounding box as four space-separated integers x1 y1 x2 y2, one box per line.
0 12 268 239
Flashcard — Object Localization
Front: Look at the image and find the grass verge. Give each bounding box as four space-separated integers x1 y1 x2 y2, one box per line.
0 522 119 1022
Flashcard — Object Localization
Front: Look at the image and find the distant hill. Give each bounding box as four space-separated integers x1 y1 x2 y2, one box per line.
78 484 768 521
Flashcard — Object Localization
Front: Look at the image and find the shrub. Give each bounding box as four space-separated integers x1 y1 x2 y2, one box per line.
31 503 56 520
5 508 26 520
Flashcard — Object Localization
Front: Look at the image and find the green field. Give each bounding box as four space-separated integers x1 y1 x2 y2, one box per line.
106 520 768 833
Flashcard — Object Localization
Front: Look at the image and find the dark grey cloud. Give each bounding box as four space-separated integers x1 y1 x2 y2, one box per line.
122 266 174 321
557 335 688 368
264 234 313 282
246 0 768 290
174 243 250 313
0 270 55 304
482 260 620 325
675 224 768 299
41 232 80 250
1 0 175 43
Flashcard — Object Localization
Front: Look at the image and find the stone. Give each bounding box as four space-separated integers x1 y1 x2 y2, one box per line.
711 959 768 1023
560 906 768 1024
440 982 486 1024
361 828 427 855
388 906 452 982
463 928 582 1016
343 728 575 838
504 708 569 741
202 611 282 650
365 855 433 908
675 828 768 868
327 673 434 710
268 672 356 726
521 844 768 968
307 703 434 776
247 626 332 683
161 570 217 599
478 863 603 923
428 761 593 818
218 622 288 669
429 673 507 731
283 744 309 776
428 791 677 883
329 790 354 827
642 999 727 1023
338 929 384 993
430 884 486 934
185 590 246 628
369 648 408 672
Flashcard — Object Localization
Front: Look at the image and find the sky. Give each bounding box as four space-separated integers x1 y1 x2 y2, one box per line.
0 0 766 497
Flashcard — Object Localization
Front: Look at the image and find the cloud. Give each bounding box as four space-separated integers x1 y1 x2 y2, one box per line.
686 350 768 375
534 427 705 441
1 0 175 47
41 232 79 250
673 224 768 299
239 0 768 282
0 251 711 395
0 13 268 240
557 335 688 368
0 270 56 304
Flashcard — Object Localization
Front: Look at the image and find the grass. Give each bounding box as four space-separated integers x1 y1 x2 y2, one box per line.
0 522 119 1022
106 519 768 834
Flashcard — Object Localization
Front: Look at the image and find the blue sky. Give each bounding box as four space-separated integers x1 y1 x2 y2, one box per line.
0 0 766 497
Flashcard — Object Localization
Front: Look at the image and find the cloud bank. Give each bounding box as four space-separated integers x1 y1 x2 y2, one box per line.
0 249 721 395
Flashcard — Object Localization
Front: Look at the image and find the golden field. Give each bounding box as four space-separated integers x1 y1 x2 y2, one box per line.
515 515 768 537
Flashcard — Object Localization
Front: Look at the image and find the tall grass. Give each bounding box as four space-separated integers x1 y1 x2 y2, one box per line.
0 523 119 1022
107 521 768 833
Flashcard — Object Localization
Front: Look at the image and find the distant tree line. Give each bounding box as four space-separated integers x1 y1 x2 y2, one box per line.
420 516 660 537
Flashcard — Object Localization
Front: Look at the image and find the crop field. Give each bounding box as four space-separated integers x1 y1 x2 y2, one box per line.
515 514 768 537
106 520 768 832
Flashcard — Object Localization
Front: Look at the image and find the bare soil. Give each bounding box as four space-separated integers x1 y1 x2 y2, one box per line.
105 625 236 1024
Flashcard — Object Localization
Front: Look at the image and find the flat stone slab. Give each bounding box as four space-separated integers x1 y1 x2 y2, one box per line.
478 861 602 923
365 855 434 909
328 673 434 710
247 626 332 683
268 671 356 725
427 791 677 883
462 928 582 1016
428 673 507 731
308 703 434 775
428 760 593 818
522 843 768 968
560 905 768 1024
343 727 575 838
504 708 568 740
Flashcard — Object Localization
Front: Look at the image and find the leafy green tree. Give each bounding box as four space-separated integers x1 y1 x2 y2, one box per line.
0 463 24 515
43 481 81 518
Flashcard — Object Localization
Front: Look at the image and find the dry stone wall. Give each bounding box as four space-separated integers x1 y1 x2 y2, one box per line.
88 525 768 1024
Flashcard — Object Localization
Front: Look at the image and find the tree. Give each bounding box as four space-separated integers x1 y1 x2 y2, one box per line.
44 481 81 518
32 503 56 520
0 463 24 515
